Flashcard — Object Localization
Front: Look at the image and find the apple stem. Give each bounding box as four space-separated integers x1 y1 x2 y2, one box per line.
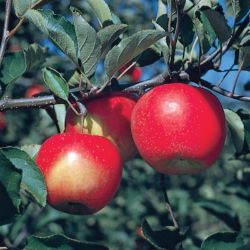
160 174 179 228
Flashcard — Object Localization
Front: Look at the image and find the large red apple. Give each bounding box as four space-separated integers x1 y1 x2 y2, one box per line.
36 133 122 215
131 83 226 175
65 93 138 162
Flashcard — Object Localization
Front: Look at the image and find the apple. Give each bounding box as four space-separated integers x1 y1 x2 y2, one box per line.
36 133 122 215
119 64 142 82
131 83 226 175
0 112 5 130
65 93 138 162
130 67 142 82
25 84 44 98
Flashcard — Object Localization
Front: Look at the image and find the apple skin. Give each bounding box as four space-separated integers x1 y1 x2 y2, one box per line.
65 93 138 162
131 67 142 82
25 84 44 98
131 83 226 175
36 133 122 215
0 112 5 130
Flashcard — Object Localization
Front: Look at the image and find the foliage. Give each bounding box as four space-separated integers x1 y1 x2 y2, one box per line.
0 0 250 249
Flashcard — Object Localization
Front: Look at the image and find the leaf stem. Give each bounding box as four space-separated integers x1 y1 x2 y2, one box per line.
160 174 179 228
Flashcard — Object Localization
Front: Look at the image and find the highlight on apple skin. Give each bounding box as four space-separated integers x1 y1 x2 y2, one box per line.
36 133 123 215
65 93 138 162
131 83 226 175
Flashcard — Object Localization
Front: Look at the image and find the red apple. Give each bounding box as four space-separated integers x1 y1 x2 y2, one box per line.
36 133 122 215
65 93 138 162
131 67 142 82
119 64 142 82
131 83 226 175
25 84 44 98
0 112 5 130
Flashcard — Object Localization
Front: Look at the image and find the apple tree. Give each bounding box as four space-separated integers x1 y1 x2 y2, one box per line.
0 0 250 249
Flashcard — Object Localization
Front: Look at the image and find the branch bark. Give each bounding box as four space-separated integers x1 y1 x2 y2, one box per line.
0 0 12 67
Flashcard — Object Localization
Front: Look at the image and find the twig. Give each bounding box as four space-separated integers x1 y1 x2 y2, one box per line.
1 65 250 111
0 0 12 67
216 63 234 87
229 62 243 97
169 0 182 70
160 174 179 228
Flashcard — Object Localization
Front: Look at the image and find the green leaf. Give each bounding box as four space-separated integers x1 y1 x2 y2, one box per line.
24 234 109 250
225 109 245 153
20 144 41 160
25 9 78 64
87 0 112 26
0 151 22 225
104 30 166 79
141 219 186 250
198 199 241 231
200 8 232 43
137 43 163 66
157 0 167 19
0 51 26 85
13 0 38 17
1 147 47 207
24 43 48 70
201 232 244 250
43 67 69 101
71 7 101 77
237 242 250 250
97 24 128 55
226 0 250 23
179 14 195 46
54 104 66 133
194 11 215 54
0 43 47 86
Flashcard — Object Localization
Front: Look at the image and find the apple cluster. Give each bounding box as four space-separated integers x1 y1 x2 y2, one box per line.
36 83 226 215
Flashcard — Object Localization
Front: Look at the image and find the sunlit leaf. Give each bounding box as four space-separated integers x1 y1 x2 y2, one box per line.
43 67 69 101
25 9 78 64
104 30 166 79
71 7 101 77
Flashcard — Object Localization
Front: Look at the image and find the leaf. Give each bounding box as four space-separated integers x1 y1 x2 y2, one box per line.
194 11 215 54
157 0 167 19
224 109 245 152
24 43 48 70
20 144 41 160
137 43 163 66
54 104 66 133
42 67 69 101
0 43 48 86
25 9 78 64
239 46 250 70
71 7 102 77
224 109 245 153
201 232 244 250
0 51 26 85
1 147 47 207
141 219 186 250
226 0 250 23
198 199 241 231
237 242 250 250
87 0 112 26
97 24 128 55
13 0 38 17
179 14 195 46
201 8 232 43
24 234 109 250
0 151 22 225
104 30 166 79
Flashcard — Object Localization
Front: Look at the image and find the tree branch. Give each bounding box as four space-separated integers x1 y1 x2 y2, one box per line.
0 0 12 67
